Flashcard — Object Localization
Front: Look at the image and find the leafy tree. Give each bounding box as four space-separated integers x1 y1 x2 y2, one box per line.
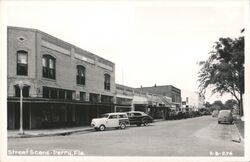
211 100 224 110
198 33 244 116
204 101 211 108
224 99 238 110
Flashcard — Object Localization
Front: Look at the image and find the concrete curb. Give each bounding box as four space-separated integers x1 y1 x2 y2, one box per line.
231 123 243 143
8 128 92 139
234 122 244 143
8 120 164 138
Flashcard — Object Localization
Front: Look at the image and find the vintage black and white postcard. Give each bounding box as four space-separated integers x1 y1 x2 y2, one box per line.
0 0 249 162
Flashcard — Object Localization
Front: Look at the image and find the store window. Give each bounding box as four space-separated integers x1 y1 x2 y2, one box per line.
17 50 28 75
42 86 74 100
89 93 99 103
42 55 56 79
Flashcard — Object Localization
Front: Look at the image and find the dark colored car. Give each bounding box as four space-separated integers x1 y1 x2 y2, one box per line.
126 111 154 126
218 110 233 124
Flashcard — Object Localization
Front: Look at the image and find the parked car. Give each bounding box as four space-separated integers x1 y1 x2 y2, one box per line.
175 111 184 119
218 110 233 124
212 110 219 117
91 112 130 131
168 110 176 120
183 111 191 119
126 111 154 126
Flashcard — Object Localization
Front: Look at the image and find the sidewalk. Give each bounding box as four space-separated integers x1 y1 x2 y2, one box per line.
8 120 165 138
8 126 92 138
233 120 244 143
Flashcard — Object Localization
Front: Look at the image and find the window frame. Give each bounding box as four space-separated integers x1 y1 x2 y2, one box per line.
15 85 30 97
16 50 28 76
76 65 86 85
42 55 56 80
104 73 111 90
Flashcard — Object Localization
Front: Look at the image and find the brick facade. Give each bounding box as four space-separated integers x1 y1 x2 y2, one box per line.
7 26 115 129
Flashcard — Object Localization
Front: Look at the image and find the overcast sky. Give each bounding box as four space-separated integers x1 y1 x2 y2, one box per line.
1 0 246 103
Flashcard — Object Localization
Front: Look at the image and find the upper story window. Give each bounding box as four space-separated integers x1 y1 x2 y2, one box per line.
42 55 56 79
76 65 85 85
17 50 28 76
104 74 110 90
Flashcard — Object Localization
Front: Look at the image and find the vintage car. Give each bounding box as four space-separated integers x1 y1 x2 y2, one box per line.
91 112 130 131
126 111 154 126
218 110 233 124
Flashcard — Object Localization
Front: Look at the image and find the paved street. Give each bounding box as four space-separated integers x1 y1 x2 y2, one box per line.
8 116 244 156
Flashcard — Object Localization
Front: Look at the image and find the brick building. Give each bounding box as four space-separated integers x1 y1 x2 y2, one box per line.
7 26 115 129
115 84 134 112
135 85 182 111
115 84 173 119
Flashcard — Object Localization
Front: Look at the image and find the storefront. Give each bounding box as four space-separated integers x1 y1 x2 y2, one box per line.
7 97 114 129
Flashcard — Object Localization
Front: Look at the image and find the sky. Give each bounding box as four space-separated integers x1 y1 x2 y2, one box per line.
0 0 247 103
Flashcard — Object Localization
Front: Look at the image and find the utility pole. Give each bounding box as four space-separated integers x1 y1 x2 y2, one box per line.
18 81 24 135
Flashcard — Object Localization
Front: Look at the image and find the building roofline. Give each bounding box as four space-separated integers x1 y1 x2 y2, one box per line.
135 85 181 91
115 83 135 89
7 26 114 65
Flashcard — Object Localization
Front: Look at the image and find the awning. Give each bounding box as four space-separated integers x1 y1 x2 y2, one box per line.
116 94 133 99
133 95 148 104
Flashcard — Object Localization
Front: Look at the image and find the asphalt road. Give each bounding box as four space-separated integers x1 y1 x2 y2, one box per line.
8 116 244 156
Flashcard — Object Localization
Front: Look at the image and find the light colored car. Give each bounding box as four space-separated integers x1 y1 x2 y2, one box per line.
218 110 233 124
91 112 130 131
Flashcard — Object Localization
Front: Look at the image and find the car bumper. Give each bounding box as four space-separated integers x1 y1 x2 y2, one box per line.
218 118 233 123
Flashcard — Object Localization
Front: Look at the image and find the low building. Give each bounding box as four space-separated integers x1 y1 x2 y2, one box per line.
135 85 182 111
115 84 173 119
115 84 133 112
7 26 115 129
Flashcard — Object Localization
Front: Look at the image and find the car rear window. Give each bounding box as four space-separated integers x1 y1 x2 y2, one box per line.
219 111 231 116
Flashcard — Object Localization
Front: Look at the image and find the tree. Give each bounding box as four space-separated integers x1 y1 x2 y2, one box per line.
211 100 224 111
224 99 238 110
204 101 211 108
198 34 244 116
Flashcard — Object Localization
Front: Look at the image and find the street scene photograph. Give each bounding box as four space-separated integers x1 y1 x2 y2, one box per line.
0 0 249 162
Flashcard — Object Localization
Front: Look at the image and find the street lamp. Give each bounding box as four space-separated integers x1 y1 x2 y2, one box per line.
18 81 24 135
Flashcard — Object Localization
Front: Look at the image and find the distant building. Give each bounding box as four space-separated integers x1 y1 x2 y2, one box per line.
135 85 182 111
7 26 115 129
115 84 134 112
181 90 205 111
115 84 172 119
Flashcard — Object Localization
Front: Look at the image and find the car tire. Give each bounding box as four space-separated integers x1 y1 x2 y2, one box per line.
120 123 126 129
136 124 141 126
218 121 220 124
99 125 105 131
143 120 149 126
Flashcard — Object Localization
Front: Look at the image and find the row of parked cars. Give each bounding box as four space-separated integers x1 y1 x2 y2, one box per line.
167 110 203 120
91 108 227 131
91 111 154 131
